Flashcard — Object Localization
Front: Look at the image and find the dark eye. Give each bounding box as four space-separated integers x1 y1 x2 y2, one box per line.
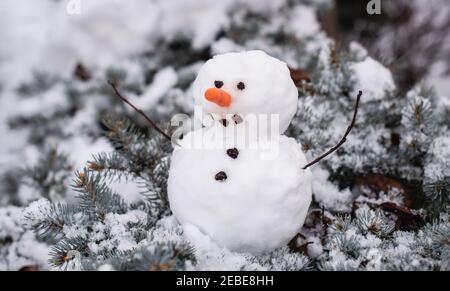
237 82 245 90
214 80 223 88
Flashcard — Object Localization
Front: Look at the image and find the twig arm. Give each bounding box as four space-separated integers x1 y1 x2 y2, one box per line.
302 90 362 170
107 80 172 141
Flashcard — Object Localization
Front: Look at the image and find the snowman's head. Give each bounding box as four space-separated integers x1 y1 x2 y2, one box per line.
192 50 298 133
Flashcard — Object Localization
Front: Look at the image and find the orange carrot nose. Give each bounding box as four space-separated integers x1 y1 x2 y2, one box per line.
204 88 232 107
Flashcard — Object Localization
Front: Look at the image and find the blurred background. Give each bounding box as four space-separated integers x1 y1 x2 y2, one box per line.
0 0 448 271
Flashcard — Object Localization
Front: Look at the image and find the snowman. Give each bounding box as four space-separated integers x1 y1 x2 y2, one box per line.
167 50 312 253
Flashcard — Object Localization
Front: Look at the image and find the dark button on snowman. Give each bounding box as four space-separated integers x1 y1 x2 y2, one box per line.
168 50 312 253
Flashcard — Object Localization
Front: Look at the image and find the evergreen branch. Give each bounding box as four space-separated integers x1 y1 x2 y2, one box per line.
423 178 450 217
78 241 196 271
72 169 127 219
302 90 362 169
88 152 130 180
25 203 80 242
139 158 171 217
21 147 72 200
355 208 394 237
101 114 171 177
127 242 196 271
49 236 88 269
102 113 146 148
107 80 172 141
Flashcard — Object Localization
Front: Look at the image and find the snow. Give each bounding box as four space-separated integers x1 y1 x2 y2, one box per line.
14 84 69 118
169 122 312 253
108 178 145 205
150 216 309 271
312 166 353 212
0 0 446 271
425 135 450 181
157 0 230 50
60 136 113 202
286 5 321 39
61 213 89 240
351 57 396 102
16 184 42 206
307 236 324 258
0 91 36 171
60 123 108 167
428 62 450 100
86 210 148 255
97 264 114 271
0 0 290 86
211 38 245 55
131 67 178 110
102 210 148 252
192 50 299 134
0 0 159 85
21 198 52 229
321 207 393 271
0 206 49 270
349 41 368 61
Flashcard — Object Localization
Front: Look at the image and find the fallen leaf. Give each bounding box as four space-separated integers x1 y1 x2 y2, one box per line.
288 233 313 255
355 174 414 207
380 202 425 231
18 265 40 271
74 63 91 81
288 66 310 86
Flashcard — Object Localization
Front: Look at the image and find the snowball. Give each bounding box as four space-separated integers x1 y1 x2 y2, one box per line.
351 57 396 102
192 51 299 134
168 123 312 253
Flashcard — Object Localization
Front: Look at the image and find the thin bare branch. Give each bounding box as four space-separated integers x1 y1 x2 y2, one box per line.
302 90 363 170
107 80 171 141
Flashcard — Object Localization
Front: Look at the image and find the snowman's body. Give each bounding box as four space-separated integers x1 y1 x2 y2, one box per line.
168 50 312 253
168 124 312 253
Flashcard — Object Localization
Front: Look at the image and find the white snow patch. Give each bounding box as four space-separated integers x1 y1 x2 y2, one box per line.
132 67 178 110
286 5 320 39
14 84 69 118
424 135 450 181
349 41 368 61
312 166 353 212
0 206 50 270
108 178 144 205
60 136 111 170
427 62 450 100
97 264 115 271
307 236 324 258
21 198 52 229
351 57 396 102
16 183 42 206
211 38 245 55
